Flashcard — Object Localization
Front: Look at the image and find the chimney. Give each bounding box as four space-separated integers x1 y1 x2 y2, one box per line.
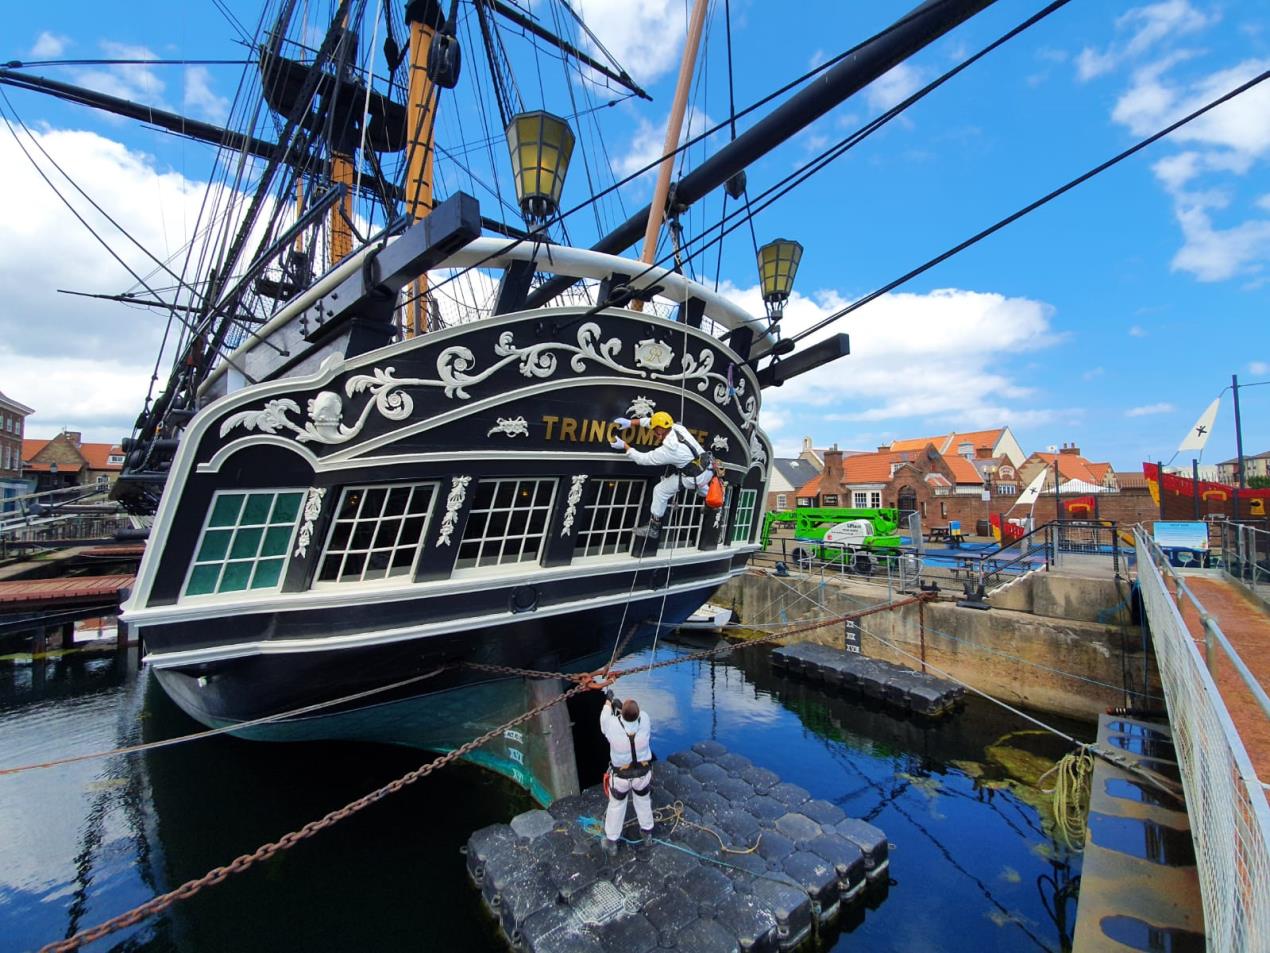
802 436 812 451
975 446 992 460
877 446 890 453
824 448 844 487
64 431 83 447
1059 443 1080 456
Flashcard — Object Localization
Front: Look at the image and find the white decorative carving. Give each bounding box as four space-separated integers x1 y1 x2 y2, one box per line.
293 487 327 558
220 323 762 448
487 416 529 438
627 395 657 418
560 475 588 536
634 338 675 372
711 435 729 453
436 476 472 547
749 433 768 470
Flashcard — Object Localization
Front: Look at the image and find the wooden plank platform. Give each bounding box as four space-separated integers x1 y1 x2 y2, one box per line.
770 642 964 717
0 574 135 609
466 741 889 952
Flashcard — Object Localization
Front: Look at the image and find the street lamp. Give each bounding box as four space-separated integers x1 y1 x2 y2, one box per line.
506 110 575 224
757 238 803 321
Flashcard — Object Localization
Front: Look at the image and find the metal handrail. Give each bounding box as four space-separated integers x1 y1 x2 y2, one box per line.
1136 524 1270 720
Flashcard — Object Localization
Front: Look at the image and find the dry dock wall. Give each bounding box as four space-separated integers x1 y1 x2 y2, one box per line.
715 572 1148 722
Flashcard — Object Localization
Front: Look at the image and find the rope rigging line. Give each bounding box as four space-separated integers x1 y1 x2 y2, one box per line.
788 65 1270 346
0 667 448 778
567 0 1079 328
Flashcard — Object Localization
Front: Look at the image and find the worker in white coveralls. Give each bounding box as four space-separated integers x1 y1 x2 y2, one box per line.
599 688 654 856
609 410 713 538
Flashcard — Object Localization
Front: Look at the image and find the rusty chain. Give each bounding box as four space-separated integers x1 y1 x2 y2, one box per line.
46 592 925 952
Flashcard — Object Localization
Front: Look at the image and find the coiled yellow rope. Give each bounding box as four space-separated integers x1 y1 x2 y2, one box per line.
1039 749 1095 850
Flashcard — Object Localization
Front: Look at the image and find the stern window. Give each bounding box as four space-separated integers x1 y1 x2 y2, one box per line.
456 478 557 570
662 487 707 550
184 490 304 597
575 479 646 558
317 482 438 584
731 488 758 544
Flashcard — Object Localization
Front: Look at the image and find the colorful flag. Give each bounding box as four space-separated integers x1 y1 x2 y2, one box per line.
1177 399 1219 455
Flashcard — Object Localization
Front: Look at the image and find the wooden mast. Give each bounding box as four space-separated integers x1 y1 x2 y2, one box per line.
401 3 444 337
631 0 709 313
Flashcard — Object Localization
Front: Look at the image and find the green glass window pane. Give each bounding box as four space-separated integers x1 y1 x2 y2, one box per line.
197 530 232 562
229 527 264 559
219 562 252 592
260 526 292 557
185 565 220 596
242 493 274 525
250 558 284 589
208 494 244 527
271 492 302 524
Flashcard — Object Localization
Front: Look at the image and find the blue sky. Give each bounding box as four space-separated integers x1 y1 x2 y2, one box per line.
1 0 1267 470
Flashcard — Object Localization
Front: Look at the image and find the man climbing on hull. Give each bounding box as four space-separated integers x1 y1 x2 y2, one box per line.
609 410 713 539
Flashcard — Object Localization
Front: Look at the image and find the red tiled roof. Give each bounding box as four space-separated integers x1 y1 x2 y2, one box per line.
1086 462 1112 482
891 428 1005 455
841 451 906 484
1032 452 1098 485
22 438 49 459
80 443 124 471
942 454 985 485
23 461 83 473
925 473 952 488
794 474 822 497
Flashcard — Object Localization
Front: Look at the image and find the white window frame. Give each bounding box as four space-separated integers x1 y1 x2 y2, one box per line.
870 491 881 508
776 493 788 509
853 491 868 508
575 478 646 558
316 481 439 585
731 488 758 544
662 488 708 549
455 478 558 572
183 488 306 598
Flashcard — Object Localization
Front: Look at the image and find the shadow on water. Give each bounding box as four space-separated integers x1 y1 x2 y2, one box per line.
1 638 1094 953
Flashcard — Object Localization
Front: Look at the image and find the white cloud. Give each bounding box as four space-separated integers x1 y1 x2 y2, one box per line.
1126 402 1176 416
30 31 70 59
614 106 717 182
0 126 236 441
183 66 229 124
864 62 925 112
567 0 688 85
75 41 167 106
1076 0 1215 81
1111 52 1270 282
716 282 1062 434
1249 361 1269 374
1129 325 1148 336
1083 366 1105 380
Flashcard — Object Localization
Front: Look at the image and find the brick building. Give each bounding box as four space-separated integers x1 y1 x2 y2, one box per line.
22 431 125 492
1216 451 1270 485
0 390 34 512
890 427 1026 469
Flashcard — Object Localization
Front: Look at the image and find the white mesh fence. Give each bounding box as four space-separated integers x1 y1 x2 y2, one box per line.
1136 530 1270 951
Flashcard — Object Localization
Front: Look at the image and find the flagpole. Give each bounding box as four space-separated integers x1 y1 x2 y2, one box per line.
1193 458 1200 519
1233 373 1246 522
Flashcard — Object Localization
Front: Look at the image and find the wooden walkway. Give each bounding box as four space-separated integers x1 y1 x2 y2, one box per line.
1176 576 1270 781
0 574 136 611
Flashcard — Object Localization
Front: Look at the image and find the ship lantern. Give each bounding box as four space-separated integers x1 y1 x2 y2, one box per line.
757 238 803 320
506 110 575 224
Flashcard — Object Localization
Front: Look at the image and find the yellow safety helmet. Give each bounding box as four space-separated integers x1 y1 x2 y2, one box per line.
649 411 674 429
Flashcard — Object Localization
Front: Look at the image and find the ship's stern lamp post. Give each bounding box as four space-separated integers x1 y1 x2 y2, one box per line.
758 238 803 360
506 110 575 231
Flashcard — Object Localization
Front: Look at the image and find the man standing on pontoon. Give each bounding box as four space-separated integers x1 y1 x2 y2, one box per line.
600 689 654 855
609 411 713 538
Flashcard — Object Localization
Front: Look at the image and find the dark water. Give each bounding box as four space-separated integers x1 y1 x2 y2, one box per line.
0 642 1091 952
